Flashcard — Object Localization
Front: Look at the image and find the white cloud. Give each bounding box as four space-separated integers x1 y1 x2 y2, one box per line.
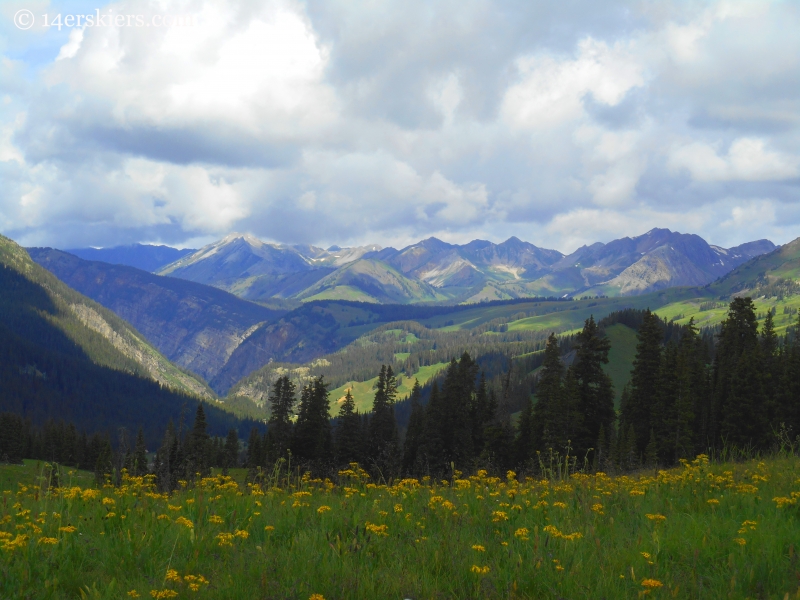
669 137 799 182
1 0 799 251
501 37 645 130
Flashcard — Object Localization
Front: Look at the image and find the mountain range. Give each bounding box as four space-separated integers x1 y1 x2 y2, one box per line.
8 228 799 429
0 233 257 446
144 229 774 304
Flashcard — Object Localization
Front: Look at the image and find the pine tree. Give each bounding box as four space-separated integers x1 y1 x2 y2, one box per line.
132 427 148 476
760 310 779 425
402 380 425 474
292 376 332 465
185 403 210 478
223 429 239 473
265 376 296 464
471 373 493 456
421 381 445 473
335 389 362 465
713 298 765 449
246 427 263 477
644 429 658 468
368 366 399 462
570 316 615 459
621 310 663 455
532 333 565 452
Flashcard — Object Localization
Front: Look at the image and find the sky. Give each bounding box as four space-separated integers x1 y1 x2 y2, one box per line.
0 0 798 254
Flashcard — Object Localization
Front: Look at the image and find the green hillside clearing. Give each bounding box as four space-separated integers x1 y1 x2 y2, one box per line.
328 362 448 414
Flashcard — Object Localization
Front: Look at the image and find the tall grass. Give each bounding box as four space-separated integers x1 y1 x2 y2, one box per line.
2 454 800 599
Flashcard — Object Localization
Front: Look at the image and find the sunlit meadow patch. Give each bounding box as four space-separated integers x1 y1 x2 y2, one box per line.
1 456 800 598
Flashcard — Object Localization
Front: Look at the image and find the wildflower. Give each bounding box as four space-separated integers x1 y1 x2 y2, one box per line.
157 514 170 521
394 504 403 513
309 595 325 600
591 503 604 515
733 538 746 546
472 544 486 551
149 590 179 599
645 513 666 522
38 537 58 545
165 569 181 583
317 505 331 514
58 525 77 533
265 525 275 531
102 497 115 506
491 511 508 522
208 515 224 524
216 533 234 547
552 501 567 509
514 527 530 540
707 499 720 506
365 522 389 537
470 565 490 575
234 529 249 539
629 489 645 496
641 579 664 588
175 517 194 529
127 592 140 598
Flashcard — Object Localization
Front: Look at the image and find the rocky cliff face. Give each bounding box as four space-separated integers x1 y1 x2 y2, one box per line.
28 248 285 382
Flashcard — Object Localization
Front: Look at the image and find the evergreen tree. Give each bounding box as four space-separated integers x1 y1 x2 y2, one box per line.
570 316 615 458
292 376 332 465
471 373 494 457
223 429 239 473
368 366 399 462
421 381 445 473
132 427 148 476
760 310 779 425
532 333 565 452
621 310 663 455
246 428 263 474
185 403 210 478
335 389 362 465
265 376 296 464
713 298 765 449
401 380 425 474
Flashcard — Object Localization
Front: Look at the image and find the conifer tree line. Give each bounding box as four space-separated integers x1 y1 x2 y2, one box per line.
5 297 799 485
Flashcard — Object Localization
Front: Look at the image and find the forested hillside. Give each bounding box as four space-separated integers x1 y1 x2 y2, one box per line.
28 248 285 381
0 234 259 447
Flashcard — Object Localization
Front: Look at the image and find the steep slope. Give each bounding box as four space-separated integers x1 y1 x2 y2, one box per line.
65 243 195 272
157 233 381 301
298 259 444 303
0 235 212 399
558 229 776 296
0 235 260 447
710 236 800 296
27 248 285 382
384 236 564 291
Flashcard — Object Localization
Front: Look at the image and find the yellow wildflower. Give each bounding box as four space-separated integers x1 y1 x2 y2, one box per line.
641 579 663 588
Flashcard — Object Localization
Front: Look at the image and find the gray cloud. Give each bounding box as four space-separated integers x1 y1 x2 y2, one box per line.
0 0 798 254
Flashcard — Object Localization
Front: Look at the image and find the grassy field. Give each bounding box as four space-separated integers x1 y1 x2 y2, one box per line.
654 295 800 334
3 454 800 599
327 362 449 414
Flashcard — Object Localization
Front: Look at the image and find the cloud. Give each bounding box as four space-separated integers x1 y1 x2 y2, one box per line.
0 0 799 253
669 138 800 182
